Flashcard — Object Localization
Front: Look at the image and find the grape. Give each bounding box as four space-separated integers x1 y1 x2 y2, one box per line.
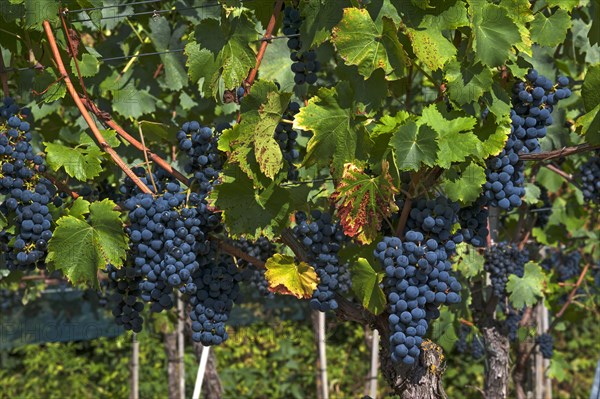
536 333 553 359
375 232 461 364
484 243 528 299
275 102 302 180
457 197 489 247
541 250 581 282
235 237 275 298
577 152 600 204
283 6 320 86
293 210 349 312
0 97 57 271
483 69 571 211
503 305 524 341
105 264 145 332
455 325 471 353
471 335 485 360
533 185 551 227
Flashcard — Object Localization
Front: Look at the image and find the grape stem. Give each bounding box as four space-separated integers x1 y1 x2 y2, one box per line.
43 21 153 195
245 0 285 89
0 50 10 96
79 97 190 185
519 143 600 161
214 238 266 269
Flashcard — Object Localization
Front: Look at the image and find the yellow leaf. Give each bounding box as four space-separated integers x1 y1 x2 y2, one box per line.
264 254 318 299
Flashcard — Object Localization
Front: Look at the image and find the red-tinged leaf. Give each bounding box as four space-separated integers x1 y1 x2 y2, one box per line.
264 254 318 299
331 161 398 244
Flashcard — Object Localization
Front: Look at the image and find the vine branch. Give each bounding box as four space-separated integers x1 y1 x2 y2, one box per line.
519 143 600 161
42 20 153 195
245 0 284 88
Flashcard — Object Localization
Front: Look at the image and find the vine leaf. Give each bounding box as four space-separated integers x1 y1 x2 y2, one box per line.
445 60 493 105
582 64 600 112
44 142 104 181
331 8 405 79
404 27 456 71
301 0 344 49
254 92 292 179
264 254 318 299
472 3 522 67
350 258 386 315
507 262 545 309
530 9 572 47
442 162 486 203
577 104 600 144
454 243 485 278
294 84 362 177
47 200 128 288
421 104 478 168
70 54 100 78
149 18 188 91
389 120 438 171
184 41 218 95
332 162 398 245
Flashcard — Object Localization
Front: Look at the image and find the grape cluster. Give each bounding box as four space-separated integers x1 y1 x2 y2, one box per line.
484 243 528 298
541 250 581 282
0 288 23 312
471 335 485 360
283 6 319 85
536 333 553 359
455 324 471 353
105 264 145 332
457 197 489 247
504 305 524 341
578 152 600 204
188 250 242 345
176 121 223 197
375 232 461 364
534 185 551 228
275 102 301 180
293 210 347 312
0 97 57 271
236 237 275 298
483 69 571 211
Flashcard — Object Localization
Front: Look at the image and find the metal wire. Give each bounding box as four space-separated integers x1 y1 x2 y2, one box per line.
66 0 162 13
70 2 222 23
100 48 185 62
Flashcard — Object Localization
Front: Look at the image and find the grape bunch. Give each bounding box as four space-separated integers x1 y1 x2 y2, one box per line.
293 210 347 312
105 264 145 332
471 335 485 360
483 69 571 211
484 243 528 298
375 232 461 364
504 305 524 341
541 250 582 282
0 97 57 271
578 152 600 204
283 6 320 85
534 185 552 228
188 250 242 345
235 237 275 298
275 102 301 180
457 197 489 247
455 324 471 353
396 196 463 253
176 121 223 198
536 333 553 359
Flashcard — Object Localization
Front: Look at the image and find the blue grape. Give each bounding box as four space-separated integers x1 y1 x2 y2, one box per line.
577 152 600 204
536 333 553 359
484 243 528 299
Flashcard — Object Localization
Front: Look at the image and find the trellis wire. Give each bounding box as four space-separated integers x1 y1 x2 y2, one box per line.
65 0 162 13
69 2 226 23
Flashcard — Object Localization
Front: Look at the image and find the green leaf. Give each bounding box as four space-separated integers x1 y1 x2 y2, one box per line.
332 9 405 79
530 9 572 47
390 120 438 171
294 84 362 177
264 254 318 299
431 309 458 353
442 162 487 203
577 103 600 144
184 41 217 94
482 81 512 118
44 142 104 181
523 183 541 204
104 74 157 119
454 243 485 278
79 129 120 148
300 0 344 49
445 60 493 105
472 3 522 67
67 197 92 220
138 120 173 143
332 162 398 245
70 54 100 78
421 104 478 168
404 27 456 71
507 262 545 309
23 0 58 29
474 114 511 159
546 0 579 11
350 258 386 315
547 353 568 382
582 64 600 112
33 70 66 104
47 200 127 288
209 165 293 239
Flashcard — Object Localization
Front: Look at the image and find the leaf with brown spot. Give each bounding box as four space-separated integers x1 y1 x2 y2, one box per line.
264 254 318 299
331 161 398 244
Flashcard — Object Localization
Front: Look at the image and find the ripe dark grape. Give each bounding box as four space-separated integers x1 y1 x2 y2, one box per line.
375 232 461 364
483 69 571 211
536 333 553 359
484 243 528 299
503 305 524 341
293 210 348 312
105 264 145 332
455 324 471 353
275 102 301 180
0 97 57 271
283 6 320 85
457 197 489 247
541 250 581 282
235 237 275 298
471 335 485 360
188 250 242 345
577 152 600 204
533 185 552 227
